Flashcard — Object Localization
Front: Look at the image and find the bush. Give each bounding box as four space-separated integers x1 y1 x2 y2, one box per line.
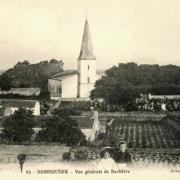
0 108 34 142
35 115 87 145
54 101 91 115
52 106 81 116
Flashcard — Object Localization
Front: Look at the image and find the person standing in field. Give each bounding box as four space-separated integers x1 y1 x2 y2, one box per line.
89 109 100 142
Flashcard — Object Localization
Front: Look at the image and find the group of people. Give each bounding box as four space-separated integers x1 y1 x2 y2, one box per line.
97 141 132 170
65 141 133 170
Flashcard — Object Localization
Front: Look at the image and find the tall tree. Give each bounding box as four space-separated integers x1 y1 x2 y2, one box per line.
1 108 34 142
91 62 180 106
36 110 86 145
0 59 64 94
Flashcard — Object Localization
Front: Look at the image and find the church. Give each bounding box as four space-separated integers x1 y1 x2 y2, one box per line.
48 18 103 100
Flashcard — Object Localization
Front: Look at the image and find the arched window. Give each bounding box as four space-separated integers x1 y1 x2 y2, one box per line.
88 65 90 70
88 77 90 83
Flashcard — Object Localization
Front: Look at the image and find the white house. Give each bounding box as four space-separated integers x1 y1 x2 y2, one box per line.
73 110 106 141
48 18 104 101
0 99 40 116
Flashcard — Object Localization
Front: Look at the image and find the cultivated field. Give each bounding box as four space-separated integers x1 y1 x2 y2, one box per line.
0 113 180 170
108 116 180 149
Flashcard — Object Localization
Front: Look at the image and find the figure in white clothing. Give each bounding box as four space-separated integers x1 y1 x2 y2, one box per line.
98 148 117 170
89 110 100 141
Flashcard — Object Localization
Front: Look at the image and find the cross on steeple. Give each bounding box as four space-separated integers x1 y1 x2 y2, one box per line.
86 8 87 20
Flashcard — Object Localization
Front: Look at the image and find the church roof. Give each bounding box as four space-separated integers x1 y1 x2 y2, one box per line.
49 70 78 80
49 69 104 81
78 19 96 60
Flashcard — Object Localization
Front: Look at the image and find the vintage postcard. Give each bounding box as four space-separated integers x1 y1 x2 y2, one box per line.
0 0 180 180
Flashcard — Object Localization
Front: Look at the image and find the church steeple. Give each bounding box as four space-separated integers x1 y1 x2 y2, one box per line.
78 18 96 60
77 16 97 98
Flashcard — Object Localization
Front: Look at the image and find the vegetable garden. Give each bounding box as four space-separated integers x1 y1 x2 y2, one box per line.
107 117 180 149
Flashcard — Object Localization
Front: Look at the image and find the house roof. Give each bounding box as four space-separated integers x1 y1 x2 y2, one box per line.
49 70 78 80
72 116 94 128
49 69 104 81
71 115 106 129
0 99 38 108
0 88 41 96
78 19 96 60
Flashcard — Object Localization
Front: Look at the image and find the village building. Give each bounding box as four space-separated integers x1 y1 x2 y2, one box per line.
73 110 106 141
0 99 40 117
48 18 104 101
148 93 180 100
136 93 180 111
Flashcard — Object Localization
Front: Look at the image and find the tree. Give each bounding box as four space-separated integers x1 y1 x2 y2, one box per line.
91 62 180 106
0 108 34 142
36 115 86 145
0 59 64 97
0 75 11 90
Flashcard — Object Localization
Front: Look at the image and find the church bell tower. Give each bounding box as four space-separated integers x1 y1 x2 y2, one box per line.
77 17 96 98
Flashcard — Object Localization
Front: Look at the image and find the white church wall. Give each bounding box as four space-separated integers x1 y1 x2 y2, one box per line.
78 60 96 84
78 60 96 98
80 83 94 98
62 74 78 98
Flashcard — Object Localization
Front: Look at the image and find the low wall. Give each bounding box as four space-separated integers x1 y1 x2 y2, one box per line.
0 145 69 163
99 111 166 117
99 112 166 122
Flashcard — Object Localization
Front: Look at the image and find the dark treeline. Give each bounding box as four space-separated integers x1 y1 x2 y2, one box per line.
91 62 180 105
0 59 64 96
0 108 86 145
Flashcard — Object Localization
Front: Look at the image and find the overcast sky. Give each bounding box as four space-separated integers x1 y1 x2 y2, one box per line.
0 0 180 70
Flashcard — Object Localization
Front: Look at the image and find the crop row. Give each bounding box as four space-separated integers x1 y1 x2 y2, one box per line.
108 120 180 149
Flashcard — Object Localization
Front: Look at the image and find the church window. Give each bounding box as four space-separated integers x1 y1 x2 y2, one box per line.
59 87 61 94
88 65 90 70
88 77 90 83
